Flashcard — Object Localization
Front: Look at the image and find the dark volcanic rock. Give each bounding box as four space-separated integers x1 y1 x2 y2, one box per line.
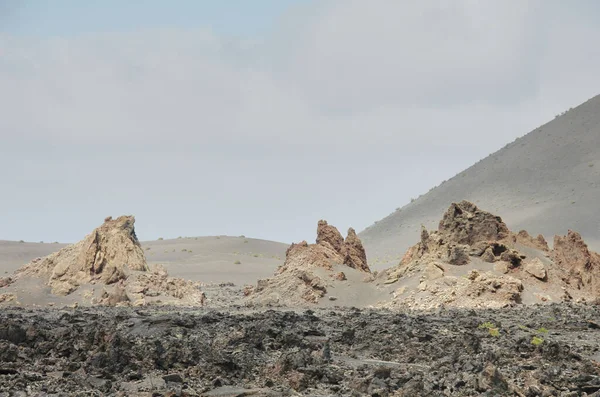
439 200 510 245
0 304 598 395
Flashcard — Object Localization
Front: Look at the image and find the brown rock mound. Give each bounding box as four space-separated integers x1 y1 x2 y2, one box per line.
14 216 205 306
380 201 600 309
246 220 370 306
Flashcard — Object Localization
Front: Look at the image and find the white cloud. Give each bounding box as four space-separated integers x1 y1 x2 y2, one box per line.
1 1 599 242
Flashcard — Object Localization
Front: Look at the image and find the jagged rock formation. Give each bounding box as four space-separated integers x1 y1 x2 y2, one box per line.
343 228 369 272
13 216 205 306
316 220 344 253
379 201 600 310
246 220 370 306
438 201 510 245
553 230 600 290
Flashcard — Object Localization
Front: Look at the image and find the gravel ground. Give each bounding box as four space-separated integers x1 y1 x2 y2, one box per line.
1 303 599 396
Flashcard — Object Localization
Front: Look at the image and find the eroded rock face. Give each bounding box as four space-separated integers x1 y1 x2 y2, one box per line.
439 201 510 245
247 220 370 306
17 216 147 295
316 220 344 252
553 230 600 289
343 228 369 272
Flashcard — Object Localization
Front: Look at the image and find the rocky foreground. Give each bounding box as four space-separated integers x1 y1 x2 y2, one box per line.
1 304 599 396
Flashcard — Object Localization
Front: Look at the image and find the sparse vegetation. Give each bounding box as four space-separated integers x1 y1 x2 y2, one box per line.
532 336 544 346
234 260 241 265
182 249 187 252
244 240 249 244
479 322 500 337
537 327 549 334
158 237 163 240
253 254 259 258
18 240 24 243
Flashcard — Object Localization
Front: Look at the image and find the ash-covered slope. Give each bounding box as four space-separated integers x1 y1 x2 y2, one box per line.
360 95 600 267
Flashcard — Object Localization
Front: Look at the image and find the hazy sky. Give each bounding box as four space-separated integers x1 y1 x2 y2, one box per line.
1 0 600 244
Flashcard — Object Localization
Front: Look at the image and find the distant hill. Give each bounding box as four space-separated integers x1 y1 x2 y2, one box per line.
0 236 288 286
360 95 600 270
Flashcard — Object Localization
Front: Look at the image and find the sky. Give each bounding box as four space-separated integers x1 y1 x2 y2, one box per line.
1 0 600 244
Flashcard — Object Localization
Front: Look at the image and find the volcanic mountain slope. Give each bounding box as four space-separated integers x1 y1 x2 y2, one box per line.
361 95 600 268
374 201 600 310
2 216 206 307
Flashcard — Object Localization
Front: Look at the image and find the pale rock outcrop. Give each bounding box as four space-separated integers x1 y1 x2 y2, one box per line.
17 216 147 295
14 216 205 306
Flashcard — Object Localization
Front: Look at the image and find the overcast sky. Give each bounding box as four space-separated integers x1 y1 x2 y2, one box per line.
1 0 600 244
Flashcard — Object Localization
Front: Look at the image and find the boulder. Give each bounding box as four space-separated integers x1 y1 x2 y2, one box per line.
525 258 547 281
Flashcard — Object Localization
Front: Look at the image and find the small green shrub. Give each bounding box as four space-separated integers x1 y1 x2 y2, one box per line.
537 327 549 334
234 260 241 265
479 322 500 337
253 254 259 258
532 336 544 346
158 237 164 240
